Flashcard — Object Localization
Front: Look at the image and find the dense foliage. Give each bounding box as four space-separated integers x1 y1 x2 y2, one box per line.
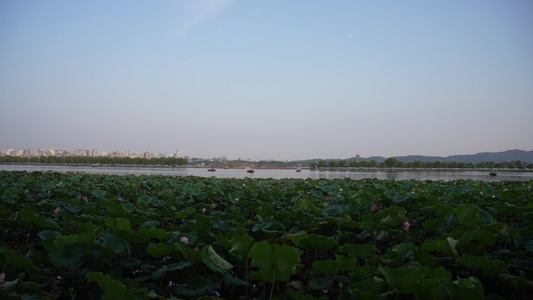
0 171 532 299
0 156 188 166
310 158 533 170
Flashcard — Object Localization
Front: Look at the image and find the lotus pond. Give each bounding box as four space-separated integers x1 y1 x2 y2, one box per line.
0 171 532 299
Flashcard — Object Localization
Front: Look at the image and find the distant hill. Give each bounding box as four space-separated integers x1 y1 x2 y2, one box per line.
342 149 533 164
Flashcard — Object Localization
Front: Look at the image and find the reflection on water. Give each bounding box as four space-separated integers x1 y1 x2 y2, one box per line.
1 165 532 182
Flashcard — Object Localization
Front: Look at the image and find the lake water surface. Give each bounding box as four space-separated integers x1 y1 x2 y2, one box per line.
1 165 532 182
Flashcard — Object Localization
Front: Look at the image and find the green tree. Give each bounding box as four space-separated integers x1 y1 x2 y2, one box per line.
384 157 398 168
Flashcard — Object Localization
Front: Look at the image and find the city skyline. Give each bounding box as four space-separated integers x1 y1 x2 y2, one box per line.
1 1 532 161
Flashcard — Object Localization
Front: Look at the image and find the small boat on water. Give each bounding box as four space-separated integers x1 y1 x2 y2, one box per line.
247 167 255 173
489 171 497 176
296 164 302 172
208 168 216 172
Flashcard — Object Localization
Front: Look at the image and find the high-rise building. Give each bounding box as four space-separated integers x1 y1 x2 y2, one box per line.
92 149 97 157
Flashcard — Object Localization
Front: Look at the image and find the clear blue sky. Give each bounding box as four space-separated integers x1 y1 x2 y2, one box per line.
1 0 532 160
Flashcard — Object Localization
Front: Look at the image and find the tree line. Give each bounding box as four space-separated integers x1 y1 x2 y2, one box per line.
309 158 533 170
0 155 188 166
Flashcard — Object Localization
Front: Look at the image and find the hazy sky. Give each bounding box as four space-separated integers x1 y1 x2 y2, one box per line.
1 0 532 160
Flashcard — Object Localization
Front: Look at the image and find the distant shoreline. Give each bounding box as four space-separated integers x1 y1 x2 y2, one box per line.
1 162 531 172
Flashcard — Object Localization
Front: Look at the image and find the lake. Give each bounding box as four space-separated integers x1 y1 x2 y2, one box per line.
1 164 532 182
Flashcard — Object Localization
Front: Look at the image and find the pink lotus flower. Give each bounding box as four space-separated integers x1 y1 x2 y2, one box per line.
235 198 239 201
408 265 413 269
403 221 411 231
180 237 189 244
371 205 378 212
202 207 206 213
326 196 334 201
53 207 60 214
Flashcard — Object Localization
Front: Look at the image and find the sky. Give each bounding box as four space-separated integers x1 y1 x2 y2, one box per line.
1 0 532 161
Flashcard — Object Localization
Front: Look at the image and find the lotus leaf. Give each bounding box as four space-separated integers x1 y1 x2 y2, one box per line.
298 234 336 251
100 231 125 254
312 259 342 275
308 276 334 290
173 275 214 297
229 235 255 257
151 261 192 280
49 243 82 269
201 245 233 273
6 249 32 268
249 241 301 283
340 243 377 259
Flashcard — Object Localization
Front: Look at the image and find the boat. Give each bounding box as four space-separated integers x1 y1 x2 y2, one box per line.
296 164 302 172
208 168 216 172
489 171 497 176
247 167 255 173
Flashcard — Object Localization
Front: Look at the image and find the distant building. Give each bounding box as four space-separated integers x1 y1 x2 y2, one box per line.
356 154 361 158
175 149 184 158
144 151 152 159
74 149 88 156
92 149 97 157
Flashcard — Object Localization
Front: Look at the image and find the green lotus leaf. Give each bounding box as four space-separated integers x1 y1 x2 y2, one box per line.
427 266 452 282
299 234 336 251
55 231 99 244
201 245 233 273
49 243 82 269
213 220 238 232
122 202 135 213
252 221 272 232
20 209 52 228
100 231 125 254
222 273 248 286
414 249 437 267
312 259 342 275
147 243 172 258
229 235 255 257
446 276 484 300
37 230 62 241
472 229 495 244
380 207 407 227
2 187 21 203
322 203 343 216
0 278 19 293
91 189 107 199
87 272 136 300
385 190 409 203
423 218 448 231
414 278 448 300
151 261 192 280
173 275 214 297
526 240 533 253
434 203 454 217
249 241 301 283
141 227 171 242
308 276 334 290
6 248 32 268
379 266 424 294
455 204 481 226
140 221 160 228
340 243 377 259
